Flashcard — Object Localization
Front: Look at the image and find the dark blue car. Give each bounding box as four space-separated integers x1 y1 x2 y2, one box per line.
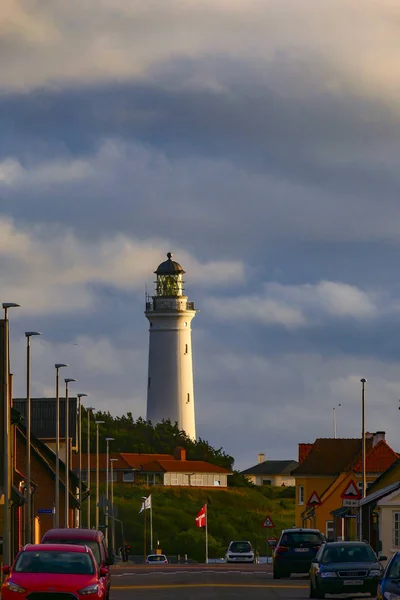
378 551 400 600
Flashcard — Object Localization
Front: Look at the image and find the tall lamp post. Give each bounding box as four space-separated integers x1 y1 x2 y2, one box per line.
55 363 69 528
77 393 88 527
360 378 367 541
110 458 118 557
95 420 105 530
86 406 95 529
25 331 42 544
332 403 341 439
64 377 76 527
3 302 20 565
105 437 114 546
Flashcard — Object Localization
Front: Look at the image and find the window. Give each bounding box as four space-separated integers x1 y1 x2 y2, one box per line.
298 485 304 505
358 481 373 494
393 512 400 547
81 470 87 482
184 344 188 354
192 476 204 486
326 520 334 541
122 471 134 483
187 393 190 404
171 475 179 485
262 479 272 486
214 479 221 486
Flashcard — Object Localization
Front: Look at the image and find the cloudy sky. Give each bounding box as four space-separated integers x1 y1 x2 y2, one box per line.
2 0 400 470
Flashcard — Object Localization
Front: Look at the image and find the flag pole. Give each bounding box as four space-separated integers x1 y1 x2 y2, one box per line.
205 503 208 564
144 507 147 561
150 498 153 553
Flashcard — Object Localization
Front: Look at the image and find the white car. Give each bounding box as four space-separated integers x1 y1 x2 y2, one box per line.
225 541 255 563
145 554 168 564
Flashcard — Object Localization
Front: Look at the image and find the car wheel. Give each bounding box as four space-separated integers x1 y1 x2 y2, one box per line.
314 583 325 599
369 585 378 597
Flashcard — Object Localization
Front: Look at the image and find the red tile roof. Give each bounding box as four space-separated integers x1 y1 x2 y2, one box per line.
353 440 398 473
292 438 368 476
120 453 174 468
71 453 131 470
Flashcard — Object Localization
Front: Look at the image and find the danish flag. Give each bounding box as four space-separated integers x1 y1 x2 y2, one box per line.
195 504 207 528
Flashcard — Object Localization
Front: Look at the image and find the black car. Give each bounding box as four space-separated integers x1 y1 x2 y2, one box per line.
377 550 400 600
273 528 325 578
309 541 386 598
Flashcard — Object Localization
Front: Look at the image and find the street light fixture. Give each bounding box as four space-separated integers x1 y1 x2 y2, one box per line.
86 406 95 529
25 331 42 544
110 458 118 557
77 393 88 527
2 302 20 566
55 363 69 528
95 420 105 530
64 377 76 527
105 437 114 546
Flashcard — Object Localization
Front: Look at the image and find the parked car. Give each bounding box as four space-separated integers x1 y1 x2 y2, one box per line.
377 549 400 600
273 528 325 578
1 543 107 600
146 554 168 564
41 528 112 599
309 541 386 599
225 541 255 563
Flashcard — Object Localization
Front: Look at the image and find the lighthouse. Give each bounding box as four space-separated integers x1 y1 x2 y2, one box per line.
145 253 197 439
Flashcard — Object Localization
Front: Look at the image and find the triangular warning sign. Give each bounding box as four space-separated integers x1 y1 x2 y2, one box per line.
341 479 361 500
261 515 275 528
307 491 322 506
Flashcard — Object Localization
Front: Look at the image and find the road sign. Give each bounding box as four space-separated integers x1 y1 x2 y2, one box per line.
341 479 361 500
38 508 53 514
342 499 359 507
268 537 278 546
262 515 275 528
307 491 322 507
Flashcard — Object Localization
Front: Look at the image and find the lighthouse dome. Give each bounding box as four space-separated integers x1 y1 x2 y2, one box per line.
155 252 185 275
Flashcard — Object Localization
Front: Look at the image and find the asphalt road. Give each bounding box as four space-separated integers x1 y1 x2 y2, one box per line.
110 564 310 600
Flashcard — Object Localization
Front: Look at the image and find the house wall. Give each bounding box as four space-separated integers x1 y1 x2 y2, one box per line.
247 474 295 487
164 472 228 487
377 492 400 560
295 476 335 527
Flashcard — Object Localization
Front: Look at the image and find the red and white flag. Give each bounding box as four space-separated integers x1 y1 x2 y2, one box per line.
195 504 207 528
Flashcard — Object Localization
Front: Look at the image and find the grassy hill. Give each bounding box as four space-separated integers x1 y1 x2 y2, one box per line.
104 485 295 561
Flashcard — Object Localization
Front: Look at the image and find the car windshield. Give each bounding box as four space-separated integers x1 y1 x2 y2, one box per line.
320 544 376 564
14 551 95 574
281 533 323 545
385 554 400 579
147 555 166 561
44 540 101 565
229 542 252 553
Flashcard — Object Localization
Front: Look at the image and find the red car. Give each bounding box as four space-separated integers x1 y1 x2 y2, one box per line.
1 543 108 600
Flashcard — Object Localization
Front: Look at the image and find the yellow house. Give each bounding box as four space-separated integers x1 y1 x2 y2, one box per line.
292 432 398 541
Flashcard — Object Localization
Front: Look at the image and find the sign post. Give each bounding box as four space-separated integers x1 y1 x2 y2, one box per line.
262 515 275 563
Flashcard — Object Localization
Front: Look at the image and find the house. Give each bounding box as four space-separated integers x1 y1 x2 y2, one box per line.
240 453 298 486
292 432 398 540
357 457 400 557
73 447 232 488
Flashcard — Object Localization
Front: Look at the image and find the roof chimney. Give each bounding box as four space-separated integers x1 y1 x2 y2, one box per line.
299 443 313 464
373 431 386 447
258 453 265 464
174 446 186 461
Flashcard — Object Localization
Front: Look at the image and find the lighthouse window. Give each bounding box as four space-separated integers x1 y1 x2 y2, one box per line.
184 322 188 327
187 393 190 403
184 344 188 354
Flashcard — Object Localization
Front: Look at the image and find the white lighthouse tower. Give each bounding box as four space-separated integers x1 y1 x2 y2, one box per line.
145 253 197 439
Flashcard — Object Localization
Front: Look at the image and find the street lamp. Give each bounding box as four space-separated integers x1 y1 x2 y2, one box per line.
86 406 95 529
95 420 105 530
105 437 114 546
110 458 118 557
55 363 69 528
360 378 367 541
333 403 342 439
25 331 42 544
2 302 20 565
64 377 76 527
77 393 88 527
